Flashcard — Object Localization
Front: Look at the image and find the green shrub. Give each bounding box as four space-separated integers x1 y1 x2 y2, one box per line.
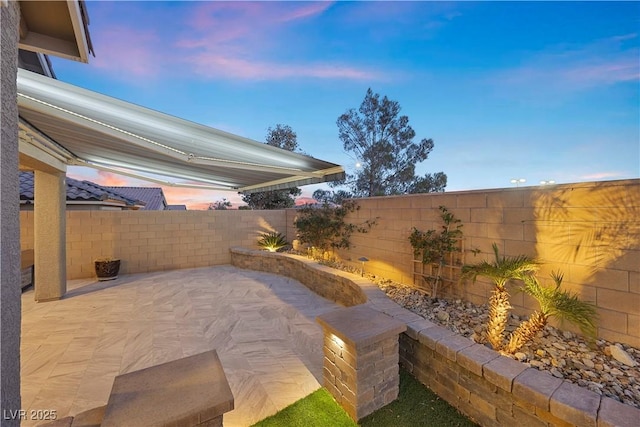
293 200 376 259
257 232 289 252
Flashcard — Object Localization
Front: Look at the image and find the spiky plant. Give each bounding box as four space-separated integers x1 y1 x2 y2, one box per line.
461 243 540 351
257 232 289 252
507 272 597 353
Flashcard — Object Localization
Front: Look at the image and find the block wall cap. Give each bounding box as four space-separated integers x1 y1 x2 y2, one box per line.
456 343 500 376
597 396 640 427
317 305 406 349
417 324 456 349
550 381 599 427
483 355 528 392
512 368 563 411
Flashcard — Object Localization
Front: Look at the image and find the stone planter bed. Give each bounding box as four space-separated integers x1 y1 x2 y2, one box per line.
379 281 640 409
230 248 640 427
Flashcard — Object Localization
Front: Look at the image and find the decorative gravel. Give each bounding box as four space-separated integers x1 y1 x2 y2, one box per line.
377 279 640 409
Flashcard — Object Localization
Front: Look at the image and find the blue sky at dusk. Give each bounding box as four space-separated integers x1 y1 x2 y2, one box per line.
55 1 639 209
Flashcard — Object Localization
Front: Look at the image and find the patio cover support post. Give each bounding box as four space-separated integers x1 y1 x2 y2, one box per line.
34 170 66 302
1 0 22 422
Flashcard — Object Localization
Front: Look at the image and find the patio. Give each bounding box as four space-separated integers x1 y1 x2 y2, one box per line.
21 266 340 427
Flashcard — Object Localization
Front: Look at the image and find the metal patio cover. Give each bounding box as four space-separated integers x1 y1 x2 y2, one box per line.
17 69 344 193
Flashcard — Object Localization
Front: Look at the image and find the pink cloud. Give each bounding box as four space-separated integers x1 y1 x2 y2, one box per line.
91 27 162 78
95 171 132 186
177 1 377 82
561 60 639 86
187 53 379 81
160 186 244 210
581 172 627 180
89 2 379 83
278 2 333 23
189 1 332 31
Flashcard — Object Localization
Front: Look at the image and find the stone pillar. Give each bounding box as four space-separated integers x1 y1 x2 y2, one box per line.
1 0 22 423
316 305 406 421
34 170 66 301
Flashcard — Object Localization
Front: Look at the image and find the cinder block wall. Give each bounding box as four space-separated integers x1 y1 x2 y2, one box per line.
20 210 287 279
286 179 640 347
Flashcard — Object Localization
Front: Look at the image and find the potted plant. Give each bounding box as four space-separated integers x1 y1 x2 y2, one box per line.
94 257 121 281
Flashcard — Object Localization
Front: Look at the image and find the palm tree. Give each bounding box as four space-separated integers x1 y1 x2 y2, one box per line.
506 272 597 353
461 243 540 351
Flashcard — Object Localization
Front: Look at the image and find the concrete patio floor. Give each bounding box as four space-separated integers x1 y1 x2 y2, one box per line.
20 265 340 427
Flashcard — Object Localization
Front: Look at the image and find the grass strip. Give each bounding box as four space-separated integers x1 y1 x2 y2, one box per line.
251 387 357 427
251 369 477 426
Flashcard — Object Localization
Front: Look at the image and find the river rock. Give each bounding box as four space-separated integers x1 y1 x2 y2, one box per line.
552 342 567 351
436 311 450 322
609 345 638 367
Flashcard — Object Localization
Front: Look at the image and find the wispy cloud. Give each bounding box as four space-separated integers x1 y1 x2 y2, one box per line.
179 1 378 81
91 27 163 78
89 1 378 82
187 54 379 81
95 170 131 186
581 171 629 181
489 34 639 97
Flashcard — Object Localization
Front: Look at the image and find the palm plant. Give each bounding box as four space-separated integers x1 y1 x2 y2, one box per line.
257 232 289 252
507 271 597 353
461 243 540 351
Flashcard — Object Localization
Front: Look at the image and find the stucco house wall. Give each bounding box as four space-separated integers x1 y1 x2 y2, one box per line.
1 1 22 422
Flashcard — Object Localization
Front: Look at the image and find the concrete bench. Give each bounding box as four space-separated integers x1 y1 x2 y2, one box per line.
102 350 234 427
38 350 234 427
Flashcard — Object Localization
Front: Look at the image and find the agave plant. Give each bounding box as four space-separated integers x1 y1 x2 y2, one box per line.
257 232 289 252
461 243 540 351
506 271 597 353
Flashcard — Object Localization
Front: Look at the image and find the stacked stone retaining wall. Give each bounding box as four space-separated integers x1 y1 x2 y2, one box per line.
232 249 640 427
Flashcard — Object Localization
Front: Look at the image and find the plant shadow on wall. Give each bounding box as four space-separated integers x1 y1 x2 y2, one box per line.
461 243 597 354
531 182 640 289
293 200 377 261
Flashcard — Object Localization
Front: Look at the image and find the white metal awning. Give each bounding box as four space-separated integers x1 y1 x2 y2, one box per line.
16 69 345 193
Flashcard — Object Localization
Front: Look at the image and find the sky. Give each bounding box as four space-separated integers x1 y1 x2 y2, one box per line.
53 1 640 210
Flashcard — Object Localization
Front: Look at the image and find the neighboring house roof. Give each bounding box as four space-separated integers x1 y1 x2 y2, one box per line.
104 187 167 211
19 172 144 209
166 205 187 211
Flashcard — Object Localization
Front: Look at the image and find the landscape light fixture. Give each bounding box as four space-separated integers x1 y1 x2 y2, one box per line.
358 256 369 277
540 180 556 185
510 178 526 187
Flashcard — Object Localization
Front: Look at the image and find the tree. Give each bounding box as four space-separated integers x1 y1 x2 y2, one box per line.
409 206 463 300
240 124 302 209
312 189 353 205
335 88 446 197
266 124 299 152
208 198 231 210
241 188 302 210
